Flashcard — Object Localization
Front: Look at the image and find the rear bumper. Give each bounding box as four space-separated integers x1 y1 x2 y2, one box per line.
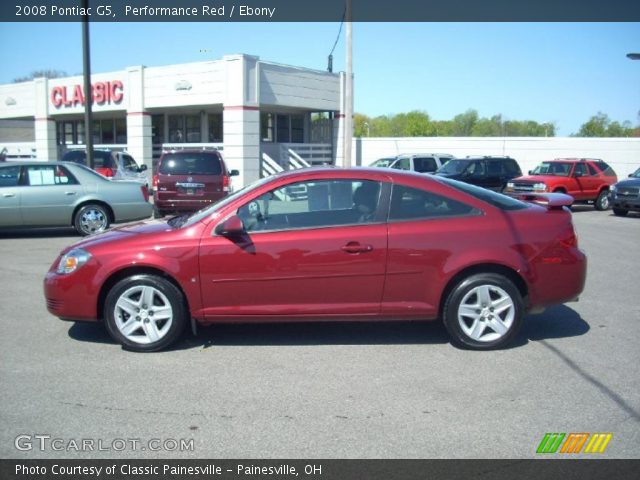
112 202 153 223
528 247 587 310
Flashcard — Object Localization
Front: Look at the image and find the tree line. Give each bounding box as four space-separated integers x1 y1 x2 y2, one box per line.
351 109 639 138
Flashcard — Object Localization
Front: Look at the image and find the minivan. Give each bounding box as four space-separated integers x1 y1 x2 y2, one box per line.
153 149 239 217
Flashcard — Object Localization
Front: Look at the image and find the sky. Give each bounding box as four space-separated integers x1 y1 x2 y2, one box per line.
0 22 639 136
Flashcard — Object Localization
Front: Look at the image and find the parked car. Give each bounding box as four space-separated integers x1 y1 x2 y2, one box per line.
370 153 454 174
434 156 522 191
62 149 148 185
504 158 617 210
44 168 586 352
0 161 152 236
609 167 640 216
153 149 238 217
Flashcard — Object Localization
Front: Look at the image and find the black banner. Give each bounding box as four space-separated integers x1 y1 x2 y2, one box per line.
2 459 640 480
2 0 640 22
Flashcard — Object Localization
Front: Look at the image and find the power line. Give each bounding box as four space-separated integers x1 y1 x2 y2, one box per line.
327 8 346 72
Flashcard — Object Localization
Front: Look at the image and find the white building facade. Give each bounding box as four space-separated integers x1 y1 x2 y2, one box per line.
0 54 349 187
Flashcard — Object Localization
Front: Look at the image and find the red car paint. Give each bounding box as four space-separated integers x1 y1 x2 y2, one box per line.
44 168 586 341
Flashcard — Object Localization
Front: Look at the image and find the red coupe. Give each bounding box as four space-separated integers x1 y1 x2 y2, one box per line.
44 168 586 352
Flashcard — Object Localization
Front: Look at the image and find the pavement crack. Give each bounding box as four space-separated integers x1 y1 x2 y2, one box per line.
59 401 208 419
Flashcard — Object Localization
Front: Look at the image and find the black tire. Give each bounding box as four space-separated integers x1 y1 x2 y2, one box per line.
594 190 610 211
442 273 523 350
613 208 628 217
104 274 188 352
74 203 110 236
153 205 165 219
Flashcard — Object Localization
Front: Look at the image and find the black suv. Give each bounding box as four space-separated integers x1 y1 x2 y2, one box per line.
434 156 522 192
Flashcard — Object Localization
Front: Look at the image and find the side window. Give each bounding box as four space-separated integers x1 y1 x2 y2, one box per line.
486 161 503 175
504 160 521 175
413 157 437 173
389 184 479 221
122 155 138 171
573 163 587 176
467 161 485 176
0 166 21 187
236 179 382 232
587 163 599 176
392 158 411 170
25 165 77 186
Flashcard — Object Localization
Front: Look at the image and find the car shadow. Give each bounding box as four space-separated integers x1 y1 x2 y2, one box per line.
0 227 80 239
568 205 596 214
67 304 589 351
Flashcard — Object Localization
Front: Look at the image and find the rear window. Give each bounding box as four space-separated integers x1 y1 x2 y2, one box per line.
159 152 222 175
61 150 114 169
594 161 616 177
437 177 528 211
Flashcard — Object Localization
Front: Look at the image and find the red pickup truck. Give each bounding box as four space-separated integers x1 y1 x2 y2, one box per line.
505 158 617 210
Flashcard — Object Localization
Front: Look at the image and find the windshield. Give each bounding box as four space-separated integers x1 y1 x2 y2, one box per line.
178 175 275 228
370 157 396 168
630 167 640 178
531 162 572 176
437 159 469 175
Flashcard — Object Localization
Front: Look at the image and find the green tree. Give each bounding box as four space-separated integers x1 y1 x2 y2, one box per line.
13 69 68 83
452 109 479 136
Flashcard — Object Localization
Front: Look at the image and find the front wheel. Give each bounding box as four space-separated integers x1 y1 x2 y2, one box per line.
613 208 628 217
104 275 188 352
594 190 610 211
74 203 109 236
442 273 523 350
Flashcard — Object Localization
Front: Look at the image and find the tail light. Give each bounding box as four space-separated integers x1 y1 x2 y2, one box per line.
153 174 158 189
559 224 578 248
104 168 114 178
223 175 230 192
140 185 149 202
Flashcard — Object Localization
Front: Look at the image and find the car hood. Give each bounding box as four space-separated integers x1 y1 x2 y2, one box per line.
66 219 177 252
615 177 640 188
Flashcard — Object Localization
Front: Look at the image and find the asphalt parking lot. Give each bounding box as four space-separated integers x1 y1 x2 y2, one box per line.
0 208 639 459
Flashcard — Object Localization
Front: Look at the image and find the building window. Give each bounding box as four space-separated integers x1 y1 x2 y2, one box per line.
208 114 223 142
63 122 74 145
151 114 164 144
115 118 127 143
261 113 274 142
185 114 201 143
291 115 304 143
101 119 114 143
76 122 85 144
276 114 290 143
168 115 185 143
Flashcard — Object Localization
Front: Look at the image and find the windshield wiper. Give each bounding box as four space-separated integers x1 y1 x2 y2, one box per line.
167 214 189 228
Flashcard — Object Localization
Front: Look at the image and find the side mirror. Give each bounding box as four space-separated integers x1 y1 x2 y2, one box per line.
139 164 148 172
229 169 240 177
528 170 533 175
214 214 245 236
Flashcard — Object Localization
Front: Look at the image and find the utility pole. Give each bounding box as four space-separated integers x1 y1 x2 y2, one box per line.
82 0 94 169
344 0 353 168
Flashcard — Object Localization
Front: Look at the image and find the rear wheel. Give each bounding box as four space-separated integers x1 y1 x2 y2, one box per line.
74 204 109 236
594 190 610 211
613 208 628 217
442 273 523 350
104 275 188 352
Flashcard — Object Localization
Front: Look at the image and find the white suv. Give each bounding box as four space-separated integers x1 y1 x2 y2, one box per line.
370 153 455 174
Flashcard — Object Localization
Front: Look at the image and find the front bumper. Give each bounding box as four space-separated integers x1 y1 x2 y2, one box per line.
43 261 102 322
610 193 640 211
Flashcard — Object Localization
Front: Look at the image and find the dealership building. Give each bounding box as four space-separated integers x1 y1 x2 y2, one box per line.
0 54 349 187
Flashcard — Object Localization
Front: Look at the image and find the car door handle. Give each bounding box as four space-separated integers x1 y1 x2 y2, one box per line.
65 191 76 196
341 242 373 254
3 193 15 198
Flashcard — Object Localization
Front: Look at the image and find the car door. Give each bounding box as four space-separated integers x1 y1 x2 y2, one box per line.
198 178 389 318
484 160 504 191
0 165 23 227
20 164 83 226
571 163 593 200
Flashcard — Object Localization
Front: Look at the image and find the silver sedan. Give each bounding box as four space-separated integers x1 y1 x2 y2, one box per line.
0 161 153 235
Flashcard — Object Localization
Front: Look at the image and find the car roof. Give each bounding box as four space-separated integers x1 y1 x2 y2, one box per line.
551 158 602 163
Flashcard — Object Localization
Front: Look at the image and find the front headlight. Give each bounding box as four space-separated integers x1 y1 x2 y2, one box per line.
610 184 617 192
56 248 92 275
533 182 547 192
506 182 514 189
